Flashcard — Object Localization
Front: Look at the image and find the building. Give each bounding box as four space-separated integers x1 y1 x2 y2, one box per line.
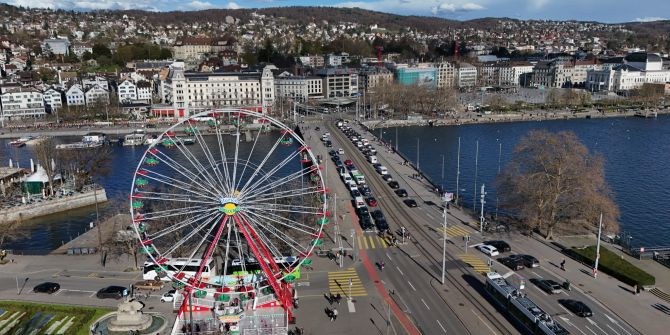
477 62 499 87
42 38 70 55
394 63 437 87
498 62 534 86
160 62 275 117
84 84 110 106
456 63 478 88
298 55 325 68
118 80 138 102
436 62 456 88
43 87 64 112
532 59 602 88
314 68 359 98
275 73 323 102
65 84 86 106
586 53 670 93
172 36 237 63
137 81 152 103
82 76 109 90
359 67 393 90
325 53 350 67
0 85 46 119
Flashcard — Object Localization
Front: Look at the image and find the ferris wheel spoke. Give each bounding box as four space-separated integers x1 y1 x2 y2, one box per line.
244 208 317 235
143 204 213 221
166 134 224 194
240 149 301 197
135 193 219 206
138 171 219 202
142 156 220 200
160 212 222 259
213 124 234 194
231 114 243 193
151 148 222 195
236 133 293 196
232 119 266 192
246 202 322 212
244 186 320 204
189 126 230 195
239 213 300 273
174 214 227 277
243 166 316 201
149 208 219 240
245 205 322 216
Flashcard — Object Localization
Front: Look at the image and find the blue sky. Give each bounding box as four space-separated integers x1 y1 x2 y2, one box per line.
5 0 670 23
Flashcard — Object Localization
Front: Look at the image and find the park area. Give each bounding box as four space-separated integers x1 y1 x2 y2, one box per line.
0 301 110 335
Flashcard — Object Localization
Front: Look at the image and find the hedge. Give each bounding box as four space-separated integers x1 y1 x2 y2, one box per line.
566 246 655 287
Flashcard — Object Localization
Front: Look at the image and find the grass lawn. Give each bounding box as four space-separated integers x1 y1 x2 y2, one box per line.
567 245 656 286
0 300 112 335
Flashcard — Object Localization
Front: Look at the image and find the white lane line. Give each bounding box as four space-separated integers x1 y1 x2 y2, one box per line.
531 271 541 277
396 266 404 275
436 320 447 333
421 298 430 310
407 281 416 291
584 326 598 335
559 304 572 314
348 299 356 313
386 252 392 260
605 315 632 335
471 309 497 335
426 213 434 220
395 292 411 312
606 324 621 335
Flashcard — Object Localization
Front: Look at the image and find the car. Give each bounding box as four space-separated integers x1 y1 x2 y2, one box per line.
347 182 358 192
96 286 129 299
338 148 345 155
403 199 418 207
351 189 361 198
359 186 372 197
395 189 408 197
372 163 382 169
369 148 377 154
359 216 374 230
33 282 60 294
356 206 370 217
161 290 176 303
325 141 333 148
133 279 165 291
498 257 525 271
366 197 378 207
484 240 511 252
508 254 540 268
315 126 321 131
335 161 344 168
388 181 400 189
381 174 394 182
375 218 389 231
328 150 337 156
346 164 357 171
477 244 500 256
331 156 340 163
371 210 385 222
530 278 563 294
558 299 593 317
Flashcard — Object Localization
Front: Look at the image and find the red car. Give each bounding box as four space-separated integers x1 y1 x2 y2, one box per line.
366 197 378 207
344 159 353 166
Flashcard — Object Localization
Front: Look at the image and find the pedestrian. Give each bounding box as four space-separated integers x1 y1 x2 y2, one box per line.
331 308 338 321
336 293 341 304
329 293 335 305
560 259 566 271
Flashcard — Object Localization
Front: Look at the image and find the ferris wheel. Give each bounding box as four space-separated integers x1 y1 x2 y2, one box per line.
129 109 328 319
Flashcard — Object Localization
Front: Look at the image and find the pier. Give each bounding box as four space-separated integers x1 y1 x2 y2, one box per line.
51 213 130 255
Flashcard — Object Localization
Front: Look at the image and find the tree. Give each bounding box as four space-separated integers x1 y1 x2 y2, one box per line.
496 130 619 239
92 43 112 58
35 138 58 196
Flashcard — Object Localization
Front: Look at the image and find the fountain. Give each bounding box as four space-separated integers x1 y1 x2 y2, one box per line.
90 298 167 335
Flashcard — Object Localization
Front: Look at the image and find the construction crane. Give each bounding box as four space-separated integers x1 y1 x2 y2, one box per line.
374 45 383 66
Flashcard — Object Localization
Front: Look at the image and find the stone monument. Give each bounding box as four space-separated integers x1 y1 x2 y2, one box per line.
107 299 152 332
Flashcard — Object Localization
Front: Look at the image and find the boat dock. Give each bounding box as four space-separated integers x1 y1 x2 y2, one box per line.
51 213 130 255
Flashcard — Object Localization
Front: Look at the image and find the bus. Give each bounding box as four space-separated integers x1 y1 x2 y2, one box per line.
216 257 302 286
142 258 216 281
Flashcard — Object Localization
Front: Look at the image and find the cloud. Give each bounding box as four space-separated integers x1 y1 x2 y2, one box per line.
8 0 159 10
431 2 485 14
634 16 666 22
527 0 550 10
337 0 484 16
188 1 214 9
225 1 240 9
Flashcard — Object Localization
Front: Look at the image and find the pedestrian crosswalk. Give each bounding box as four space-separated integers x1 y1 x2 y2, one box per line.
328 268 367 297
458 254 491 274
650 288 670 304
436 225 471 238
356 234 395 250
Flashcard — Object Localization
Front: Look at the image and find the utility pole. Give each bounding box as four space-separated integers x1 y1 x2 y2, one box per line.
479 184 487 234
395 127 398 151
594 213 603 279
441 194 449 284
473 140 479 210
416 138 420 170
456 137 461 205
495 141 502 220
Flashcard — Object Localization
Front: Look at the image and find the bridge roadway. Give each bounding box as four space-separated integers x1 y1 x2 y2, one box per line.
332 119 641 335
324 121 518 335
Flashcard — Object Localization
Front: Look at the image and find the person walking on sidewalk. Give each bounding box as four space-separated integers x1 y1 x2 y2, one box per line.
331 308 338 321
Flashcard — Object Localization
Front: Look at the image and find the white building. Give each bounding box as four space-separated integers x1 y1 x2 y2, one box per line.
118 80 138 102
436 62 456 88
498 62 534 86
0 86 46 119
137 81 152 103
42 38 70 55
66 84 86 106
315 68 359 98
586 53 670 92
84 84 110 106
457 63 478 88
43 87 64 112
275 73 323 102
82 76 109 90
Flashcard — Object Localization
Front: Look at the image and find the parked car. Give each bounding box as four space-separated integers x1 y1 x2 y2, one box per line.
360 216 374 230
403 199 418 207
375 218 389 231
366 197 378 207
484 240 511 252
359 186 372 197
96 286 129 299
338 148 345 155
498 257 524 271
33 282 60 294
356 206 370 218
328 150 337 156
161 290 176 303
381 174 394 182
344 159 353 166
558 299 593 317
351 189 361 198
508 254 540 268
134 279 165 291
388 181 400 189
477 244 500 256
530 278 563 294
331 156 340 163
335 161 344 168
371 210 385 222
395 189 408 197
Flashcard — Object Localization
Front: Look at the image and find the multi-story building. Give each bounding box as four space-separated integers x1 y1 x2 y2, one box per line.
298 55 325 68
275 73 323 102
586 53 670 92
359 67 393 90
393 63 437 87
315 68 359 98
82 76 109 90
436 62 456 88
118 80 138 102
43 87 64 112
66 84 86 106
137 81 152 103
456 63 478 88
84 84 110 106
0 85 46 119
160 62 275 117
172 36 237 63
498 62 534 86
532 59 602 88
477 62 499 86
42 38 70 55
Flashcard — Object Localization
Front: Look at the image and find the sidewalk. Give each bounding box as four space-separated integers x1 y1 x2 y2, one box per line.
353 120 670 334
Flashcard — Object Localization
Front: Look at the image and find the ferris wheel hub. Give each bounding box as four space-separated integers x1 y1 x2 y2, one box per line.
220 197 240 215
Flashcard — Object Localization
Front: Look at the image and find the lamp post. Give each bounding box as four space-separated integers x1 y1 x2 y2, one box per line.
441 193 449 284
479 184 486 234
455 137 461 205
495 140 502 220
594 213 603 279
473 140 479 210
416 138 420 170
441 154 445 191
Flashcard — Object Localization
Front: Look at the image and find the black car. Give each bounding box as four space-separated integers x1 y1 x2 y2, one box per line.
375 218 389 231
381 174 393 182
508 254 540 268
328 150 337 156
356 206 370 218
346 164 356 171
359 186 372 197
331 156 340 163
388 181 400 189
371 210 385 222
372 163 382 170
359 216 374 230
33 282 60 294
530 278 562 294
335 161 344 168
498 257 525 271
559 299 593 317
484 240 511 252
351 189 361 197
325 141 333 148
96 286 129 299
395 189 408 197
403 199 418 207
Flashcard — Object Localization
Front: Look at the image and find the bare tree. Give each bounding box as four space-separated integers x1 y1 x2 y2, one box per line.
58 146 112 191
35 138 58 196
486 94 507 111
496 130 619 239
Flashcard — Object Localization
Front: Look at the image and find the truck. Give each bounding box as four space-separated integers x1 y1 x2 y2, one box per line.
368 155 378 164
350 170 366 185
376 165 388 175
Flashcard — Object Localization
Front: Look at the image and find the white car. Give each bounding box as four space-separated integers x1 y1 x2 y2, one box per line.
477 244 499 256
160 290 176 303
338 148 345 155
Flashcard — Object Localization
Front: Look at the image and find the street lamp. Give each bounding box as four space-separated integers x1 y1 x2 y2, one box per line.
441 193 450 284
479 184 487 234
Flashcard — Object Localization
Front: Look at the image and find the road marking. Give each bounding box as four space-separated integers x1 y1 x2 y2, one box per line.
395 266 404 275
558 304 571 314
606 324 622 335
471 309 497 335
347 299 356 313
587 317 608 335
386 252 392 260
421 298 430 310
436 320 447 333
584 326 598 335
407 281 416 291
380 237 389 248
531 271 540 277
425 213 434 220
362 236 369 249
357 236 363 250
605 314 631 335
369 235 376 249
560 316 586 335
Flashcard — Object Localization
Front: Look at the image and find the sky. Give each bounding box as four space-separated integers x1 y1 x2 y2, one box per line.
4 0 670 23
